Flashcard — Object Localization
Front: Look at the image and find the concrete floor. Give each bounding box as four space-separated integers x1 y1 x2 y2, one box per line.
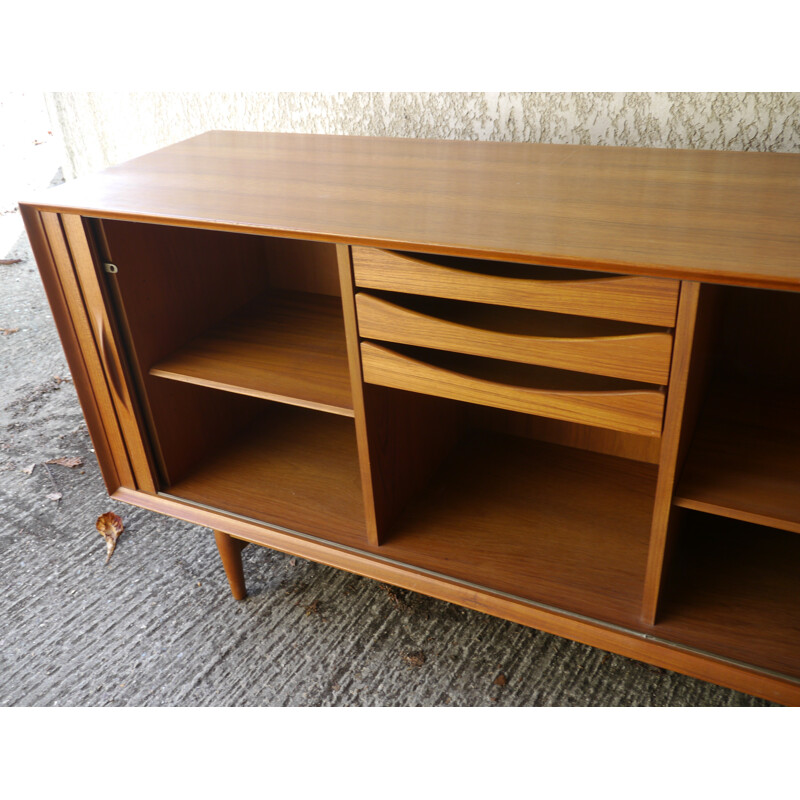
0 222 775 706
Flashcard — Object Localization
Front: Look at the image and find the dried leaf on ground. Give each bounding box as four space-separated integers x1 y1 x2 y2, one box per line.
0 258 22 265
380 583 406 610
21 463 36 475
294 598 327 621
493 672 507 686
403 651 426 667
46 492 62 502
46 456 83 468
96 511 124 563
1 327 19 335
303 599 321 616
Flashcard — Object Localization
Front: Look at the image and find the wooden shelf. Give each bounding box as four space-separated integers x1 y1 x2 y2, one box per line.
378 434 658 629
150 290 354 416
656 513 800 679
674 386 800 534
165 404 366 547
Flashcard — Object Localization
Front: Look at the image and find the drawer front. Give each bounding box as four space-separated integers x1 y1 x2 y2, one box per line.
360 341 666 437
352 247 680 327
356 292 673 384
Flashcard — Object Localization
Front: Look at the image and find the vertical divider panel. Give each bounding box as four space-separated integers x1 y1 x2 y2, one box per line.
336 245 465 545
336 244 380 544
642 281 718 624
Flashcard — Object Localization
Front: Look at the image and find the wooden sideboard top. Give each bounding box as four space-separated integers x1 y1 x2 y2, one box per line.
23 130 800 289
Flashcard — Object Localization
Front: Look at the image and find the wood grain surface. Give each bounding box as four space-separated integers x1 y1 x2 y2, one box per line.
38 212 137 490
22 131 800 705
115 483 800 705
674 385 800 533
656 513 800 679
353 248 680 326
167 403 367 546
379 434 658 628
356 291 673 383
20 208 126 493
641 282 709 624
213 530 248 601
22 130 800 289
361 341 667 437
60 214 158 492
151 290 353 416
471 407 662 464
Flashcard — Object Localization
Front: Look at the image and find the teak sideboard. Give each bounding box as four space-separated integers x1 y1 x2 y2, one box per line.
21 131 800 705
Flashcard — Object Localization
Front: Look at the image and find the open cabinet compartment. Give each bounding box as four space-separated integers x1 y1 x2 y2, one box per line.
94 219 365 544
360 385 660 629
652 285 800 678
160 389 366 546
673 286 800 534
656 510 800 679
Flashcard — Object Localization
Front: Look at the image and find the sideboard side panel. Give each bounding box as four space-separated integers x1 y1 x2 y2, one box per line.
20 206 132 493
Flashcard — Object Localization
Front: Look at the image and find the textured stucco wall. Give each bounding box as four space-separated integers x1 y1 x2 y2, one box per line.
47 92 800 180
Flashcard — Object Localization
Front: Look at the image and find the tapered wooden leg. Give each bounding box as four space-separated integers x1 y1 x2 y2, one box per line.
214 530 248 600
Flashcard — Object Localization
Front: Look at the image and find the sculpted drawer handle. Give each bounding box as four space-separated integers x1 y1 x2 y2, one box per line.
355 291 674 384
360 341 666 438
351 247 681 327
96 313 125 405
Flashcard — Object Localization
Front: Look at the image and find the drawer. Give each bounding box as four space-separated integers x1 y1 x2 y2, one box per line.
360 341 666 437
352 247 679 327
356 292 673 384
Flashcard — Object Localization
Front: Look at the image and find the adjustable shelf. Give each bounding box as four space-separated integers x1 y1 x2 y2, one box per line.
151 289 353 416
674 385 800 534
